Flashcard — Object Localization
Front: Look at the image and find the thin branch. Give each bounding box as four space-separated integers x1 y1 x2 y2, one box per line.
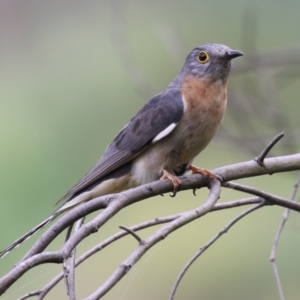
85 180 221 300
35 197 263 299
222 181 300 212
119 226 145 245
170 201 267 300
18 291 41 300
269 173 300 300
68 218 84 300
62 264 70 298
254 132 285 167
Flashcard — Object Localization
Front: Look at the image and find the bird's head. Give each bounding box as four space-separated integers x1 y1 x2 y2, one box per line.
180 43 243 83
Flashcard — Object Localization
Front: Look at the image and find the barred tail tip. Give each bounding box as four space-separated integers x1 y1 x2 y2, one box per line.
0 216 54 259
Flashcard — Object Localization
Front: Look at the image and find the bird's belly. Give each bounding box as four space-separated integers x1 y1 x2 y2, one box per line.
130 121 219 185
175 119 219 164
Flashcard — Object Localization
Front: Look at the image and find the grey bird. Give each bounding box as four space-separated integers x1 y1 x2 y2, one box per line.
0 43 243 258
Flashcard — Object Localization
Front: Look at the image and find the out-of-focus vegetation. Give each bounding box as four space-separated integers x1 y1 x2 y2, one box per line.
0 1 300 299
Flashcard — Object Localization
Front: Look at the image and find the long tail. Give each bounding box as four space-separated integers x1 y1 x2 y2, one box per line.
0 191 93 259
0 214 57 259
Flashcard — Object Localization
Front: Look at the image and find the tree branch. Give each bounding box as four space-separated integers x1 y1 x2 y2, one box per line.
269 173 300 300
85 180 221 299
170 200 267 300
1 154 300 297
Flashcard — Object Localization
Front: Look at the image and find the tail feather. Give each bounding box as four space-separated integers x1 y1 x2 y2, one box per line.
0 191 92 259
0 215 55 259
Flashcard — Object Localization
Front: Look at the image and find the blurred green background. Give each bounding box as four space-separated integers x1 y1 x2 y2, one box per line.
1 0 300 299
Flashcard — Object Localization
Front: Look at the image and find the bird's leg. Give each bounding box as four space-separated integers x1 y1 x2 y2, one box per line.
160 169 181 197
189 165 219 195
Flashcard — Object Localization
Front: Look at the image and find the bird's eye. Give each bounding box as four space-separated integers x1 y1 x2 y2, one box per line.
197 51 210 63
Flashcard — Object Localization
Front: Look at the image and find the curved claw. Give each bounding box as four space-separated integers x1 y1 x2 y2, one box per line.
170 191 177 198
160 169 181 197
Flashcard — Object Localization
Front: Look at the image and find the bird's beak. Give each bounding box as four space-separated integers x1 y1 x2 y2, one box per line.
226 50 244 59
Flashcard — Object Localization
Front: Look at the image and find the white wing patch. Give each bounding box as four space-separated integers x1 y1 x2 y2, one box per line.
152 123 177 143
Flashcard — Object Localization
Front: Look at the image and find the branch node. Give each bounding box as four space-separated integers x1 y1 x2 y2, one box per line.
62 263 70 296
147 185 153 193
105 195 115 206
215 173 225 184
18 291 41 300
92 225 98 233
119 225 145 245
121 263 132 273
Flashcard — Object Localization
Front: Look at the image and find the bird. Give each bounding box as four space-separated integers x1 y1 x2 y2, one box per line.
0 43 243 259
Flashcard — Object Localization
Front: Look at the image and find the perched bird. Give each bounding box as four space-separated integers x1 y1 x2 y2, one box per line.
0 43 243 258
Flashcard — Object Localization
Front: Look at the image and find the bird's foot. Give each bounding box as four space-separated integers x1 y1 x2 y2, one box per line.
160 169 181 197
189 165 218 179
189 165 220 195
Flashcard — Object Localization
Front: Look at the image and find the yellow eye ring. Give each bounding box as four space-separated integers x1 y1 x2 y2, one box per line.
197 51 210 63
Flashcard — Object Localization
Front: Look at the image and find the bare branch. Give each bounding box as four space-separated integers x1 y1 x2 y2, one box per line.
269 173 300 300
254 132 285 167
86 180 221 299
119 226 145 245
222 181 300 212
170 201 267 300
29 197 261 298
18 291 41 300
1 154 300 297
68 219 84 300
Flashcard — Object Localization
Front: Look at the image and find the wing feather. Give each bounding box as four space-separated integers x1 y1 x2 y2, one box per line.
59 89 184 202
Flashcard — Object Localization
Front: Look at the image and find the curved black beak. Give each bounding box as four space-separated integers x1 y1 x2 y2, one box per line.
226 50 244 59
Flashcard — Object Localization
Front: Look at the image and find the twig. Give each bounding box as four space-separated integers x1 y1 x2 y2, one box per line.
68 218 84 300
254 132 285 167
18 291 41 300
170 201 267 300
269 173 300 300
85 180 221 299
62 219 84 300
119 226 145 245
222 181 300 212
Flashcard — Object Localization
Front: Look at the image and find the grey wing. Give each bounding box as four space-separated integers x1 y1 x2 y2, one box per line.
59 89 184 202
